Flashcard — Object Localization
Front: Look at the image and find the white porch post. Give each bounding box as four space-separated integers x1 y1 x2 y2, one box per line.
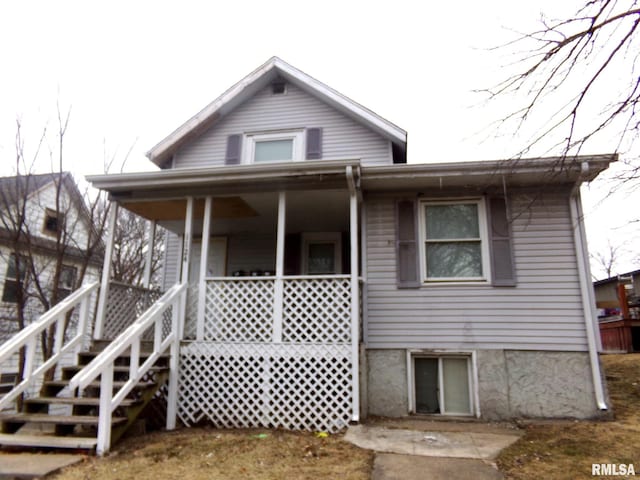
348 168 360 422
181 197 195 285
94 202 118 340
196 196 212 341
166 196 194 430
142 220 156 289
273 192 286 343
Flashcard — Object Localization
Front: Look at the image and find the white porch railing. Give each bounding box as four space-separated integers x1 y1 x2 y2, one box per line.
198 275 351 343
0 282 99 411
179 275 356 432
68 282 187 456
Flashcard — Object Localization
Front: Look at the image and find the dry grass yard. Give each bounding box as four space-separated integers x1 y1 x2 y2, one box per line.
49 428 373 480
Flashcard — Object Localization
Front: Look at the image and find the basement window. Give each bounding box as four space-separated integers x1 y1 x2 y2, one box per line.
411 355 473 415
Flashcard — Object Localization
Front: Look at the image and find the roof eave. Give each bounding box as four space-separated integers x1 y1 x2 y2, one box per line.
87 159 362 194
360 154 617 190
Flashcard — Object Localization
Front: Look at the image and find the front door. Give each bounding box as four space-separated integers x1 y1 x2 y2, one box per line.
301 232 342 274
189 236 228 283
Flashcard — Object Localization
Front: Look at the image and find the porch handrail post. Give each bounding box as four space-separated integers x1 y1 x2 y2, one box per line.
142 220 157 289
94 202 118 340
348 170 360 422
273 191 286 343
197 196 212 341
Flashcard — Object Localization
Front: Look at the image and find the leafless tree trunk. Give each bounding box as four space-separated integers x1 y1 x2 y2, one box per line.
0 107 163 402
591 239 627 279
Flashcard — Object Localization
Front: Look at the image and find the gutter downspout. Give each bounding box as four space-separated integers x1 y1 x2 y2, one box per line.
571 166 608 411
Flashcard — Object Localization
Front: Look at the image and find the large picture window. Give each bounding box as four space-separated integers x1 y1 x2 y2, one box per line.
420 200 489 282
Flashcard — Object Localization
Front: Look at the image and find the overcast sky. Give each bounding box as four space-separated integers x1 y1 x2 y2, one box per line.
0 0 637 279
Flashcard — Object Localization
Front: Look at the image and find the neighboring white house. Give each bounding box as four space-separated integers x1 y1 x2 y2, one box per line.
0 173 102 373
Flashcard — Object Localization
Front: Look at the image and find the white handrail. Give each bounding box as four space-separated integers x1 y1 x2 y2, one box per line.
0 282 99 410
67 282 187 456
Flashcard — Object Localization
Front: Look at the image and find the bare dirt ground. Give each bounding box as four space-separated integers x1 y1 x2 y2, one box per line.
497 353 640 479
49 428 373 480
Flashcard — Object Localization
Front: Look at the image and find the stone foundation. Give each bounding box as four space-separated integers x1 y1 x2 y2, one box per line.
366 349 605 420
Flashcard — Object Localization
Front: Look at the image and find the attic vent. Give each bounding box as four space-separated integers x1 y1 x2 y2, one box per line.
271 80 287 95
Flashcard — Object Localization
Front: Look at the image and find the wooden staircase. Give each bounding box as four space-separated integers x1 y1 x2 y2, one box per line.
0 340 169 452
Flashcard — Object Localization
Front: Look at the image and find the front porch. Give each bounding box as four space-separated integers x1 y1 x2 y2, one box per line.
93 163 363 433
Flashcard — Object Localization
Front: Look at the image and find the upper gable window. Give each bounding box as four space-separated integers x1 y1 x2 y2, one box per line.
244 131 304 164
43 208 63 235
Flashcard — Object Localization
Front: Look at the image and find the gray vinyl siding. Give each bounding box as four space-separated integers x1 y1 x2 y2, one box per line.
364 191 588 351
173 83 392 167
162 231 181 290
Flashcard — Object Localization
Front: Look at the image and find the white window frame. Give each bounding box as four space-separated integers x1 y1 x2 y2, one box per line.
406 351 478 417
418 198 490 283
243 130 304 164
301 232 342 275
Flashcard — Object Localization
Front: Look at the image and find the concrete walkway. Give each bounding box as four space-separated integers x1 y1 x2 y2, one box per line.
0 453 84 479
344 420 522 480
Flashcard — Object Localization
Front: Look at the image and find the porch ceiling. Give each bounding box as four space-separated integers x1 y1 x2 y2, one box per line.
130 190 351 235
122 197 258 221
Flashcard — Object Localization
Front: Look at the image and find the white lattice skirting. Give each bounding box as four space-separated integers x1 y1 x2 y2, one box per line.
177 342 353 433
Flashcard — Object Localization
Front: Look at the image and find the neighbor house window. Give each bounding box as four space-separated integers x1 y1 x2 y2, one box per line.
2 254 28 303
244 131 304 164
419 200 489 282
412 355 473 415
57 265 77 300
43 208 63 235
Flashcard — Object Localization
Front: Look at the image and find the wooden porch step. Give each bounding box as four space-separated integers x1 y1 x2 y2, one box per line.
0 383 15 393
61 365 168 381
77 351 170 365
0 433 97 449
45 379 158 390
0 413 127 426
25 397 141 407
62 365 168 375
91 339 155 353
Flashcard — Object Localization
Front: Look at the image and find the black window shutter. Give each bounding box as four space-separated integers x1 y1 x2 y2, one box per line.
225 134 242 165
396 199 420 288
306 128 322 160
487 196 516 286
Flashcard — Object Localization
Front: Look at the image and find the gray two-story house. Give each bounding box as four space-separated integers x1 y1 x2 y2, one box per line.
0 57 613 454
